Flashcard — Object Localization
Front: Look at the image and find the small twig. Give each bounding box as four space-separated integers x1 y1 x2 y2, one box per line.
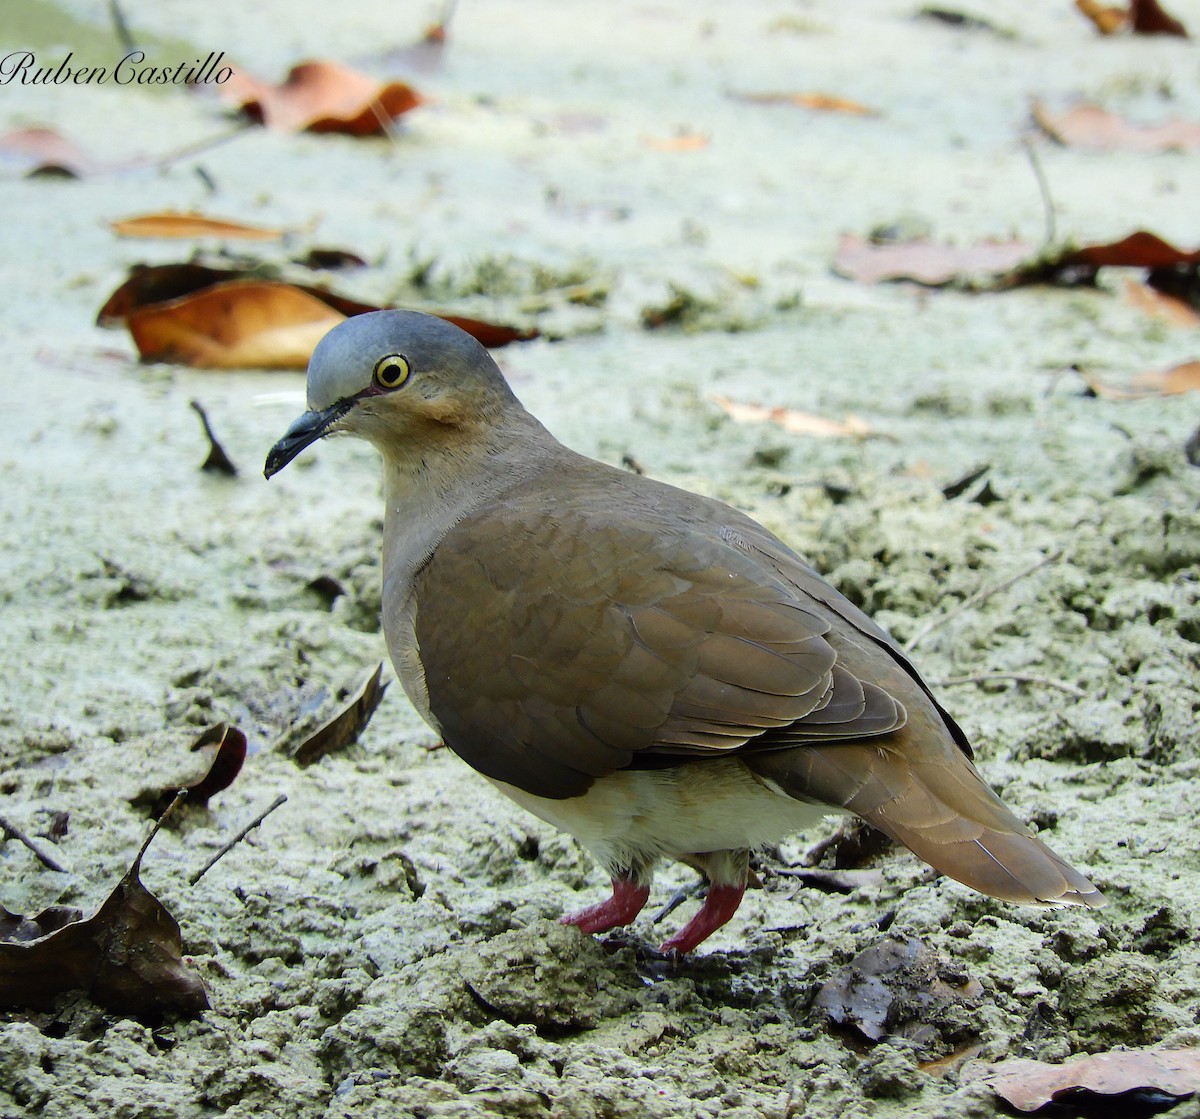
190 400 238 476
188 794 287 885
929 672 1087 699
1022 136 1057 249
0 812 68 873
652 882 703 924
108 0 137 55
905 549 1064 652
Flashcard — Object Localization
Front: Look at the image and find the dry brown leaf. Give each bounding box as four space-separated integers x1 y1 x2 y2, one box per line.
1131 0 1189 35
285 664 388 766
227 59 424 134
1033 101 1200 152
731 90 878 115
99 266 538 365
711 394 873 438
1079 360 1200 398
833 233 1033 286
97 263 251 326
131 724 248 815
111 212 284 241
1123 278 1200 327
643 132 710 152
978 1048 1200 1113
0 126 103 177
1076 0 1130 33
0 812 207 1020
128 281 347 369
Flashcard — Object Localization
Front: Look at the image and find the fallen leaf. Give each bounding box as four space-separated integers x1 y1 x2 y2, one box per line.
711 393 873 438
128 281 347 369
730 90 878 115
284 663 388 766
0 126 101 177
1134 361 1200 395
131 723 248 813
643 132 710 151
815 936 984 1048
293 247 369 270
99 266 537 366
1131 0 1189 35
1124 278 1200 327
111 212 284 240
436 313 539 348
833 233 1033 286
1000 231 1200 291
1033 101 1200 153
977 1048 1200 1113
0 809 208 1020
227 59 424 134
1076 0 1131 33
97 263 251 326
1078 361 1200 398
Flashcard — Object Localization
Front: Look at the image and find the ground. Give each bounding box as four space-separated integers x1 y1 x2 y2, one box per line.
2 1 1200 1117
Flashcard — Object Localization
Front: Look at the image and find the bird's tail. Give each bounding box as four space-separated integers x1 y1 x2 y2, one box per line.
748 722 1104 908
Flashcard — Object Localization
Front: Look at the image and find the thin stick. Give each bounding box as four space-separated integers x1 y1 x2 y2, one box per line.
108 0 137 55
1022 137 1057 249
0 812 68 873
188 794 287 885
905 549 1064 652
929 672 1086 699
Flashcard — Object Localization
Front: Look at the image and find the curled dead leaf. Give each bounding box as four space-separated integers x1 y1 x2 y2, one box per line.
1077 361 1200 399
110 211 284 240
128 280 347 369
0 808 207 1020
0 126 102 178
833 233 1033 286
1033 100 1200 153
976 1048 1200 1113
1124 279 1200 328
131 724 248 814
227 59 424 134
711 393 874 438
99 265 538 366
284 663 388 766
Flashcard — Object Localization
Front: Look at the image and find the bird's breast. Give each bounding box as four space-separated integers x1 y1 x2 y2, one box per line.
488 758 838 867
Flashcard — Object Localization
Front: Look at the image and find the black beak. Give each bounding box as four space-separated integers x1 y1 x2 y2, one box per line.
264 400 353 479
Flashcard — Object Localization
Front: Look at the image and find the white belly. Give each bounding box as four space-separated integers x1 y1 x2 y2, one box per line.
489 757 838 874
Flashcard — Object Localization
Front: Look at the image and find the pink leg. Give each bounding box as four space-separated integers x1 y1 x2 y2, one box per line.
658 881 746 954
561 877 651 935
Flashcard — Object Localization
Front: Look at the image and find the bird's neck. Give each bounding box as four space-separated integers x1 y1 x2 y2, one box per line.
378 406 568 591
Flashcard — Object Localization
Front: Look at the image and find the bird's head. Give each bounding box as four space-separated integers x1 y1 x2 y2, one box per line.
264 310 521 478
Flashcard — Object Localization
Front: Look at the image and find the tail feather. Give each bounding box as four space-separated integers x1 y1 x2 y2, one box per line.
747 728 1104 908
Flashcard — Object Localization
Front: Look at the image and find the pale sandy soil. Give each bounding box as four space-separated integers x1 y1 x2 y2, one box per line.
2 2 1200 1116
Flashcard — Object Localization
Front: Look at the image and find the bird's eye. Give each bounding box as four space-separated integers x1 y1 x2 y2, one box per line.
373 353 411 389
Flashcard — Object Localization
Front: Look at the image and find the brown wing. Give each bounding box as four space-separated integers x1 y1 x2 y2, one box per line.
413 488 903 798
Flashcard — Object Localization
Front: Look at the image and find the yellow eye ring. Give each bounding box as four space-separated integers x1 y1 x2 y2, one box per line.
373 353 411 389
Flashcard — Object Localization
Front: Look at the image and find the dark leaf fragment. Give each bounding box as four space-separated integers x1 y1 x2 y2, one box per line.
0 810 208 1020
131 723 247 814
285 663 388 766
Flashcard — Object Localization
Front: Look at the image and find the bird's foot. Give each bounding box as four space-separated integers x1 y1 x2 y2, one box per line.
658 881 746 955
561 877 651 935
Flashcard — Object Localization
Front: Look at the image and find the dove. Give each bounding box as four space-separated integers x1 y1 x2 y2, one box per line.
266 310 1103 953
